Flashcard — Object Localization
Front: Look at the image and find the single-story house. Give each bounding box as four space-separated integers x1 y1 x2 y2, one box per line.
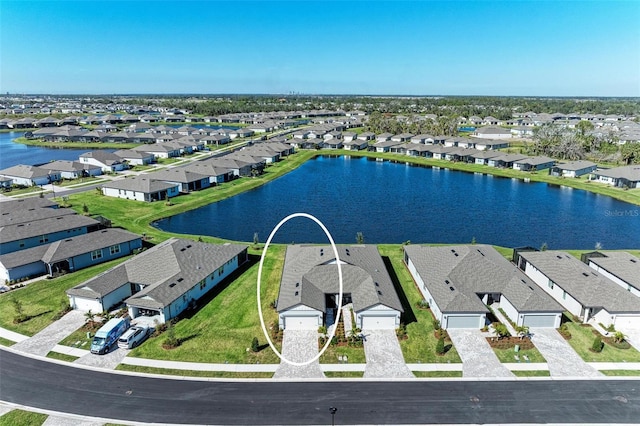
549 160 597 178
132 143 181 159
0 165 60 187
0 228 142 282
113 149 155 166
391 133 414 143
0 214 101 255
488 153 529 168
0 176 12 189
470 150 503 165
473 139 510 150
514 250 640 329
40 160 103 179
277 245 404 330
66 239 248 322
513 156 555 172
582 251 640 299
589 165 640 189
79 151 127 173
342 139 369 151
357 132 375 141
404 245 563 329
101 176 180 202
373 140 400 153
145 168 211 192
183 162 232 185
411 134 435 144
0 205 76 229
376 133 393 142
472 126 512 140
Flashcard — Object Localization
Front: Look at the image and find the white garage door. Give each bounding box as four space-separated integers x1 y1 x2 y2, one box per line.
614 316 640 329
71 297 103 313
284 315 319 330
361 315 397 330
522 314 558 328
446 315 482 329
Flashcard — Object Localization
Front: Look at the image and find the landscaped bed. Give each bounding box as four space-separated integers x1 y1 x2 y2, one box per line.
486 336 547 363
561 316 640 362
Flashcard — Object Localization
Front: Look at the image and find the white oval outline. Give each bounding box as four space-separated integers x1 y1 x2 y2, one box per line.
257 213 343 366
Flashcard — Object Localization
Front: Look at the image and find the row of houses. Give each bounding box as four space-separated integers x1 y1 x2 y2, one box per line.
100 141 295 202
0 198 143 283
404 244 640 331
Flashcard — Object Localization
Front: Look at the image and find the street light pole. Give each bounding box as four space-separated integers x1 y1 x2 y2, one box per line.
329 407 337 426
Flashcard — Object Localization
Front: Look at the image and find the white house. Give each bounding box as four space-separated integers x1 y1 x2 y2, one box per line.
0 165 60 187
101 176 180 202
550 160 597 178
67 239 249 322
472 126 512 140
589 165 640 189
404 245 563 329
582 252 640 299
79 151 126 173
277 245 404 330
515 250 640 329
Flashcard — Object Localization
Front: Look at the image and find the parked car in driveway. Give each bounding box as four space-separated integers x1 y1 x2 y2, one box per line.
117 325 150 349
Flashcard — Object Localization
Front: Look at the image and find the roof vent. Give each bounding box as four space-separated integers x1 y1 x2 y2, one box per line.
375 282 379 287
177 278 184 282
377 290 382 295
631 259 637 263
445 280 450 284
528 286 534 291
449 286 455 291
180 248 186 252
320 249 324 256
454 253 459 257
451 249 456 253
477 249 485 256
582 272 589 277
295 282 300 287
169 283 176 288
65 239 72 242
556 255 562 259
186 244 192 248
295 291 299 296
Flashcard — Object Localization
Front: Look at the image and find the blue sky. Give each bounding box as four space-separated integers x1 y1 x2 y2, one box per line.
1 1 639 96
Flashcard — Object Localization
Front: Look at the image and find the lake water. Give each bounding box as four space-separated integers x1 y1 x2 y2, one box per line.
154 155 640 249
0 131 117 169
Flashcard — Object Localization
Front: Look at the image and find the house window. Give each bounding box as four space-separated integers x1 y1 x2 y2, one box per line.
91 249 103 260
219 265 224 276
39 235 49 244
199 279 206 290
548 280 554 290
109 244 120 255
19 240 25 248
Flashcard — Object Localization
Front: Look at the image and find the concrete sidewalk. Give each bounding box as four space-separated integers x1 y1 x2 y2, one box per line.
11 310 86 357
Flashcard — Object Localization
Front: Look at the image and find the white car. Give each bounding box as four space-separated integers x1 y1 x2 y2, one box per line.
117 325 150 349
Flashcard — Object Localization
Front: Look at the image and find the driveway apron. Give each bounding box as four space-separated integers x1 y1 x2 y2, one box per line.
273 329 324 379
362 329 414 378
447 329 514 378
530 328 602 377
11 310 85 357
74 347 130 369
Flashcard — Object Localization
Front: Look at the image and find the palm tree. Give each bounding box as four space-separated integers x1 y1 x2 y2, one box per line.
613 331 626 344
84 310 96 325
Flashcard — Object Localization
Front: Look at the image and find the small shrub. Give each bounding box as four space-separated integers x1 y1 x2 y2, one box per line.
493 322 511 339
435 336 445 355
591 336 604 353
432 319 441 331
396 323 407 340
251 337 259 352
162 323 180 349
416 300 429 309
318 325 327 336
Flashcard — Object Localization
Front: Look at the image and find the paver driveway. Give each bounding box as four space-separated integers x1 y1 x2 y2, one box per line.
362 329 414 378
11 310 85 357
447 329 514 378
530 328 602 377
273 329 324 379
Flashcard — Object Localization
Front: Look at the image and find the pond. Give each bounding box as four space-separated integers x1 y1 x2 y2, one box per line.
154 155 640 249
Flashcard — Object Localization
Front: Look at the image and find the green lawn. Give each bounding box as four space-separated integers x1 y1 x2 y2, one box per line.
377 245 462 363
0 336 15 346
58 323 96 349
128 247 284 364
46 351 79 362
491 342 546 363
512 370 551 377
412 371 463 378
0 410 47 426
319 344 366 364
0 257 131 336
116 364 273 378
600 370 640 376
324 371 365 378
563 319 640 362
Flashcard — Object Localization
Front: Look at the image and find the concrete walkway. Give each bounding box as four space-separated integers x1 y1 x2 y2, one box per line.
447 329 514 378
530 328 602 377
272 330 324 379
11 310 86 357
41 415 104 426
362 329 414 378
490 303 518 336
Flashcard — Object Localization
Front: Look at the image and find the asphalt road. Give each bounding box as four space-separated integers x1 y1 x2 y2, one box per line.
2 349 640 425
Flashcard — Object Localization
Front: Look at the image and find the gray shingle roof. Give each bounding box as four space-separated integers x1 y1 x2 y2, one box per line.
0 198 57 213
593 165 640 182
277 245 404 314
67 239 247 309
519 251 640 313
0 206 76 227
0 214 100 248
553 160 596 171
404 245 563 314
0 228 140 269
585 252 640 292
102 176 178 193
145 168 208 184
0 164 51 179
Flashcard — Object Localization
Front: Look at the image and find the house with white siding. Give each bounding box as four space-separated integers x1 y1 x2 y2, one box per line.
66 239 248 322
40 160 103 179
582 252 640 299
0 165 60 187
589 165 640 189
101 176 180 202
404 245 563 329
550 160 597 178
277 245 403 330
79 151 127 173
514 250 640 329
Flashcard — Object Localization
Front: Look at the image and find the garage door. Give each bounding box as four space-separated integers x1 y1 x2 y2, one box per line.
446 315 482 329
361 315 397 330
614 316 640 329
71 297 103 313
284 315 319 330
522 314 558 328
